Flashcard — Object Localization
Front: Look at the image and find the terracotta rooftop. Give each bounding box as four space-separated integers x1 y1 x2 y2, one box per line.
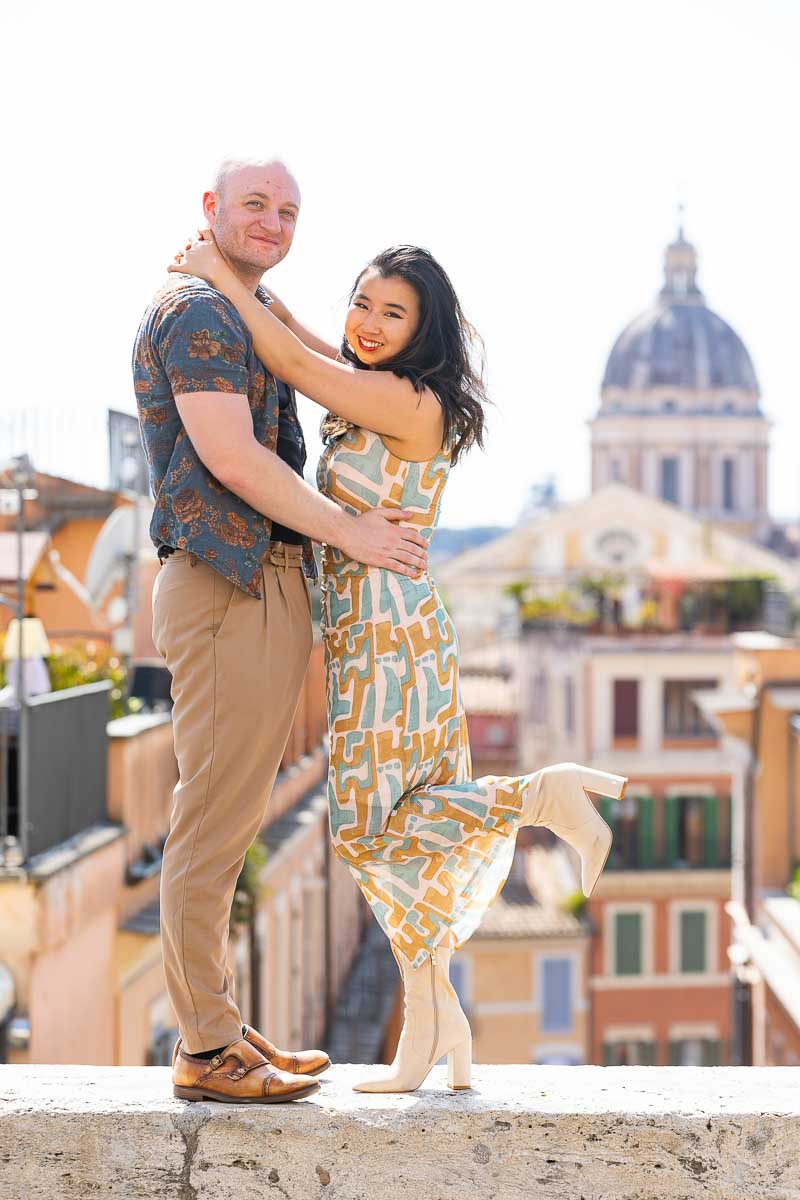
0 531 50 584
476 892 585 939
460 670 517 715
474 844 586 940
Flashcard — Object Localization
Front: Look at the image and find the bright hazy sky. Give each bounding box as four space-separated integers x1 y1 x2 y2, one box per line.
4 0 800 527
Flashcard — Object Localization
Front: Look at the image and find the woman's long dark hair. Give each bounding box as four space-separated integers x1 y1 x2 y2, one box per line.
320 246 487 465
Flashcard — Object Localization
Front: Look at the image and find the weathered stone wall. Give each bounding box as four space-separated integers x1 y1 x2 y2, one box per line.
2 1064 799 1199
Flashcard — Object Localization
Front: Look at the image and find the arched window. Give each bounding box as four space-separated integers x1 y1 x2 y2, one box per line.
722 458 736 511
660 457 680 505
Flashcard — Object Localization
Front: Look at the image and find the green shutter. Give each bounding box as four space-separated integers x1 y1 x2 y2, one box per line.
720 796 732 867
702 1039 721 1066
680 911 707 973
664 795 681 866
615 912 642 975
638 795 655 868
599 796 618 867
669 1040 683 1066
704 795 719 867
638 1040 657 1065
602 1042 615 1066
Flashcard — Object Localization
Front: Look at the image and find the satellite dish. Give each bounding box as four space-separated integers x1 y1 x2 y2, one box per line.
85 500 154 619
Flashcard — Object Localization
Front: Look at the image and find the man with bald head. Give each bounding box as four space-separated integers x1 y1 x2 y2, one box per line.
133 159 427 1103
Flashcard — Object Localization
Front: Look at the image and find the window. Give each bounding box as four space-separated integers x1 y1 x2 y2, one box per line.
663 680 716 738
662 796 724 864
669 1038 721 1066
541 958 573 1032
450 960 468 1007
680 910 707 973
612 794 639 868
722 458 736 511
603 1040 657 1066
662 792 705 868
536 1050 582 1065
531 670 548 723
614 912 642 975
600 794 657 870
613 679 639 739
564 676 575 736
486 722 510 747
660 457 680 504
610 458 623 482
146 1024 178 1066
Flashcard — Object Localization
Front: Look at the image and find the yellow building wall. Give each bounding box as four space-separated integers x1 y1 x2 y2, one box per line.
460 936 589 1065
114 933 173 1066
756 696 794 889
29 906 118 1064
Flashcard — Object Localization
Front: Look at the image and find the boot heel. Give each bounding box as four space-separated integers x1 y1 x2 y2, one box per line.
581 823 613 898
577 766 627 800
447 1038 472 1090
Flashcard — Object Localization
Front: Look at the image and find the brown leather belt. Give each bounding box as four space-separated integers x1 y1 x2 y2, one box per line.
265 541 305 570
158 541 305 570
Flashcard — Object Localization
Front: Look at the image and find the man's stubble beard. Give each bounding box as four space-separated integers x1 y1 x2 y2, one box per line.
222 245 274 285
214 223 283 285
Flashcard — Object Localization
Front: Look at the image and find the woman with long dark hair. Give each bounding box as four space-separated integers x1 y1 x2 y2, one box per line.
171 236 626 1093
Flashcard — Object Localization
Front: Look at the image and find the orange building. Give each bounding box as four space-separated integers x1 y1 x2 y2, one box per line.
0 468 161 669
460 667 519 776
0 470 122 641
697 635 800 1066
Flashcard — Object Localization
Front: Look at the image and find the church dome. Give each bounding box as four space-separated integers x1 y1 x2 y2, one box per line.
602 231 759 395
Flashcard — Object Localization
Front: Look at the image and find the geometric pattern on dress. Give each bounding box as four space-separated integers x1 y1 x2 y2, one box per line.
319 427 533 969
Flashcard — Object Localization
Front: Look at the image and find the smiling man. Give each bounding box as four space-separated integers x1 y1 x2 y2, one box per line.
208 159 299 281
132 158 428 1104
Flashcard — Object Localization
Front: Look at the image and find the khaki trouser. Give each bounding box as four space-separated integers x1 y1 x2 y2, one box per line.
152 545 312 1053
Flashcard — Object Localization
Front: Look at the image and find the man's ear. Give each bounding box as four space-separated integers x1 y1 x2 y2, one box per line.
202 190 217 226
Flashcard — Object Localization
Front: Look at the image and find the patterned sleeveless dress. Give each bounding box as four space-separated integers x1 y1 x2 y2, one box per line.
318 426 535 970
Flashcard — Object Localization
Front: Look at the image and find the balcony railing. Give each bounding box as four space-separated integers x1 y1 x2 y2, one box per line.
3 681 112 861
599 794 732 871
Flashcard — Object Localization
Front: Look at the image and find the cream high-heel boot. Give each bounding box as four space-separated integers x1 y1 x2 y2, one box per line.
522 762 627 897
352 942 472 1093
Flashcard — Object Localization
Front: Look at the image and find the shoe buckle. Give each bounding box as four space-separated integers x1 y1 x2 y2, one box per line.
209 1054 224 1069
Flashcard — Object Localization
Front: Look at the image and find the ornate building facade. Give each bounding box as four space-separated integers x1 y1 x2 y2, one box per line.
589 229 770 541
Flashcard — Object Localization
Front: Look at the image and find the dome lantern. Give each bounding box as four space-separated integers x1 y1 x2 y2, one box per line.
660 226 703 305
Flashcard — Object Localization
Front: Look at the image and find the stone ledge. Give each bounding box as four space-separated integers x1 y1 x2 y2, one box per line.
1 1065 799 1199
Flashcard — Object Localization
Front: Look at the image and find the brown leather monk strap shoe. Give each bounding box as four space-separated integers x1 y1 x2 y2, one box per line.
243 1023 331 1077
173 1038 320 1104
171 1028 331 1077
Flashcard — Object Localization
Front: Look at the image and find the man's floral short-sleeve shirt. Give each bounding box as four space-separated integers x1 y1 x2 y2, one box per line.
132 275 316 597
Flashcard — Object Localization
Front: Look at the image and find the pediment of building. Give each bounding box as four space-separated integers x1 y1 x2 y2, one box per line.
438 484 799 591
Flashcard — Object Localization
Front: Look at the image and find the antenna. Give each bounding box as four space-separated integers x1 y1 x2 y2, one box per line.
84 500 154 620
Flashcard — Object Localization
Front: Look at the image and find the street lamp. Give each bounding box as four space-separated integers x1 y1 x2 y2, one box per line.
0 453 37 869
118 430 143 711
